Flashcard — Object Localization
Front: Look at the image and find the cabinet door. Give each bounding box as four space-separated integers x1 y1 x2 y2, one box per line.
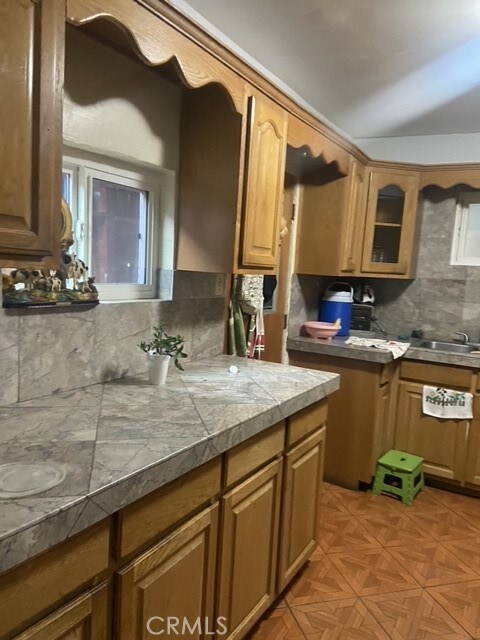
241 91 287 269
339 160 366 273
295 158 365 277
371 380 393 477
361 170 419 276
0 0 64 266
12 584 108 640
394 381 467 481
465 395 480 488
277 428 325 592
117 505 218 640
217 459 282 639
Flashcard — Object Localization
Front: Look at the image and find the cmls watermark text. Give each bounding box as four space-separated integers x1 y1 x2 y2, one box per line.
146 617 228 636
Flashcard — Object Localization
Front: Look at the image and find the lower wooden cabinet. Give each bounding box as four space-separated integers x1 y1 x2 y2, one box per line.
12 584 108 640
217 459 282 640
277 427 325 592
2 402 330 640
116 505 218 640
391 361 478 487
288 351 395 489
394 380 468 482
465 395 480 488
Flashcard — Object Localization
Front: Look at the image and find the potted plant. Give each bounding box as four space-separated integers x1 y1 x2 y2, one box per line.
138 322 188 385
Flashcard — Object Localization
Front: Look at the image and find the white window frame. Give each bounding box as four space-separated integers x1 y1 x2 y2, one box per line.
63 149 176 301
451 191 480 266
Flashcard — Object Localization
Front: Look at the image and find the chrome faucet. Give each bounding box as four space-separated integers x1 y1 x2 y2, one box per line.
453 331 469 344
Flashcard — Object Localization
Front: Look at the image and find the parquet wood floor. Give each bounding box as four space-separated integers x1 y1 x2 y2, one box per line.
248 483 480 639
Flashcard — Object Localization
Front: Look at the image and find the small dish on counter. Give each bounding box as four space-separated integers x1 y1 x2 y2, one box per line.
303 321 341 340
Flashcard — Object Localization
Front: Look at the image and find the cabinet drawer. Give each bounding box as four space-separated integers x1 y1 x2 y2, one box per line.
225 421 285 487
400 361 471 388
11 583 108 640
0 520 110 639
118 458 221 559
287 399 328 447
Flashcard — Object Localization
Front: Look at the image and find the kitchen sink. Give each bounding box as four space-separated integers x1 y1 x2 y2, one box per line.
418 340 477 354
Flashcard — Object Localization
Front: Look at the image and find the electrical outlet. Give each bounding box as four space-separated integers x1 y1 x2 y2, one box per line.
215 274 225 297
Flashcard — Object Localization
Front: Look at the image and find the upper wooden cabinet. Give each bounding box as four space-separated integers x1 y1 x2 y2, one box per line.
296 157 367 276
361 169 419 276
0 0 64 267
240 90 288 270
296 163 420 279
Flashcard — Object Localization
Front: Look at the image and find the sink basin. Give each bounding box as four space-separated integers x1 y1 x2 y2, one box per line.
418 340 476 354
0 462 65 498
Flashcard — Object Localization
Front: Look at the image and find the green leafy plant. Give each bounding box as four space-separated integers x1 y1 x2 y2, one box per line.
138 323 188 370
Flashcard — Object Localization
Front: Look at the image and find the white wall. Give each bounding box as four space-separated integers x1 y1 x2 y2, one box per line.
355 133 480 165
63 27 181 170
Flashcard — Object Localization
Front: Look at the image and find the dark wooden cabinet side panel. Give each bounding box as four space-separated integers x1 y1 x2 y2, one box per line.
0 0 64 266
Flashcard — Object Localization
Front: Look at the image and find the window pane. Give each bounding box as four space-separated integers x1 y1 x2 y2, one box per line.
62 172 72 205
464 203 480 259
91 178 149 284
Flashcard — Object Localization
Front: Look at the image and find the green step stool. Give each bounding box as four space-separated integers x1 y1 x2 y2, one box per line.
372 450 425 506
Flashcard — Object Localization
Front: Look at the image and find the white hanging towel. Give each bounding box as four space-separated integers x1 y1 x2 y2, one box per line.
422 386 473 419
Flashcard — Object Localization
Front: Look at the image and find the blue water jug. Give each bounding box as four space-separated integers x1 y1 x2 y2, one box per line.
319 283 353 336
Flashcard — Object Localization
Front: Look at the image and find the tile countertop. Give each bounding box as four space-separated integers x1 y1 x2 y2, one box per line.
287 335 480 368
0 355 339 574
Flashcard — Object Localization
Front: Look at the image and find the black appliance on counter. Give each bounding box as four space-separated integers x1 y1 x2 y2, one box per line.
349 303 374 331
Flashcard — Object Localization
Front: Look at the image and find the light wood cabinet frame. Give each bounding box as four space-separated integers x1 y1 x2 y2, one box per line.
0 0 64 267
277 427 325 592
361 169 419 276
12 583 108 640
240 90 288 269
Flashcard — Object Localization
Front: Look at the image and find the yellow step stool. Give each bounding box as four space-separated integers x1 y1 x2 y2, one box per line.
372 450 424 506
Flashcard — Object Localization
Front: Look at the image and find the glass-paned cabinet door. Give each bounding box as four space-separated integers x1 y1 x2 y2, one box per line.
361 170 419 276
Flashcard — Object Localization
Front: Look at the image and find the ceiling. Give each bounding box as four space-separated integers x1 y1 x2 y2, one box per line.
174 0 480 140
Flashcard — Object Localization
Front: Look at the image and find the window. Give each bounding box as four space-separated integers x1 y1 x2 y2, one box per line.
451 191 480 266
63 150 175 300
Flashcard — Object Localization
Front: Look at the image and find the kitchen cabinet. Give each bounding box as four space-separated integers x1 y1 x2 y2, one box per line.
0 0 64 267
296 157 366 276
394 380 468 482
295 164 420 279
12 584 108 640
393 361 473 485
0 520 110 640
178 84 288 274
287 350 396 489
0 398 331 640
278 426 325 592
239 89 288 270
117 505 218 640
465 394 480 488
217 459 282 639
361 168 419 276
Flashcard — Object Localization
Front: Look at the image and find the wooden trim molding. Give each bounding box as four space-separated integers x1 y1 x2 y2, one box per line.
66 0 246 114
135 0 368 162
419 164 480 189
288 115 350 175
66 0 480 185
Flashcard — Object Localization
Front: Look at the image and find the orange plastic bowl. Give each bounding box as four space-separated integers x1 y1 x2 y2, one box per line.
303 321 341 340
